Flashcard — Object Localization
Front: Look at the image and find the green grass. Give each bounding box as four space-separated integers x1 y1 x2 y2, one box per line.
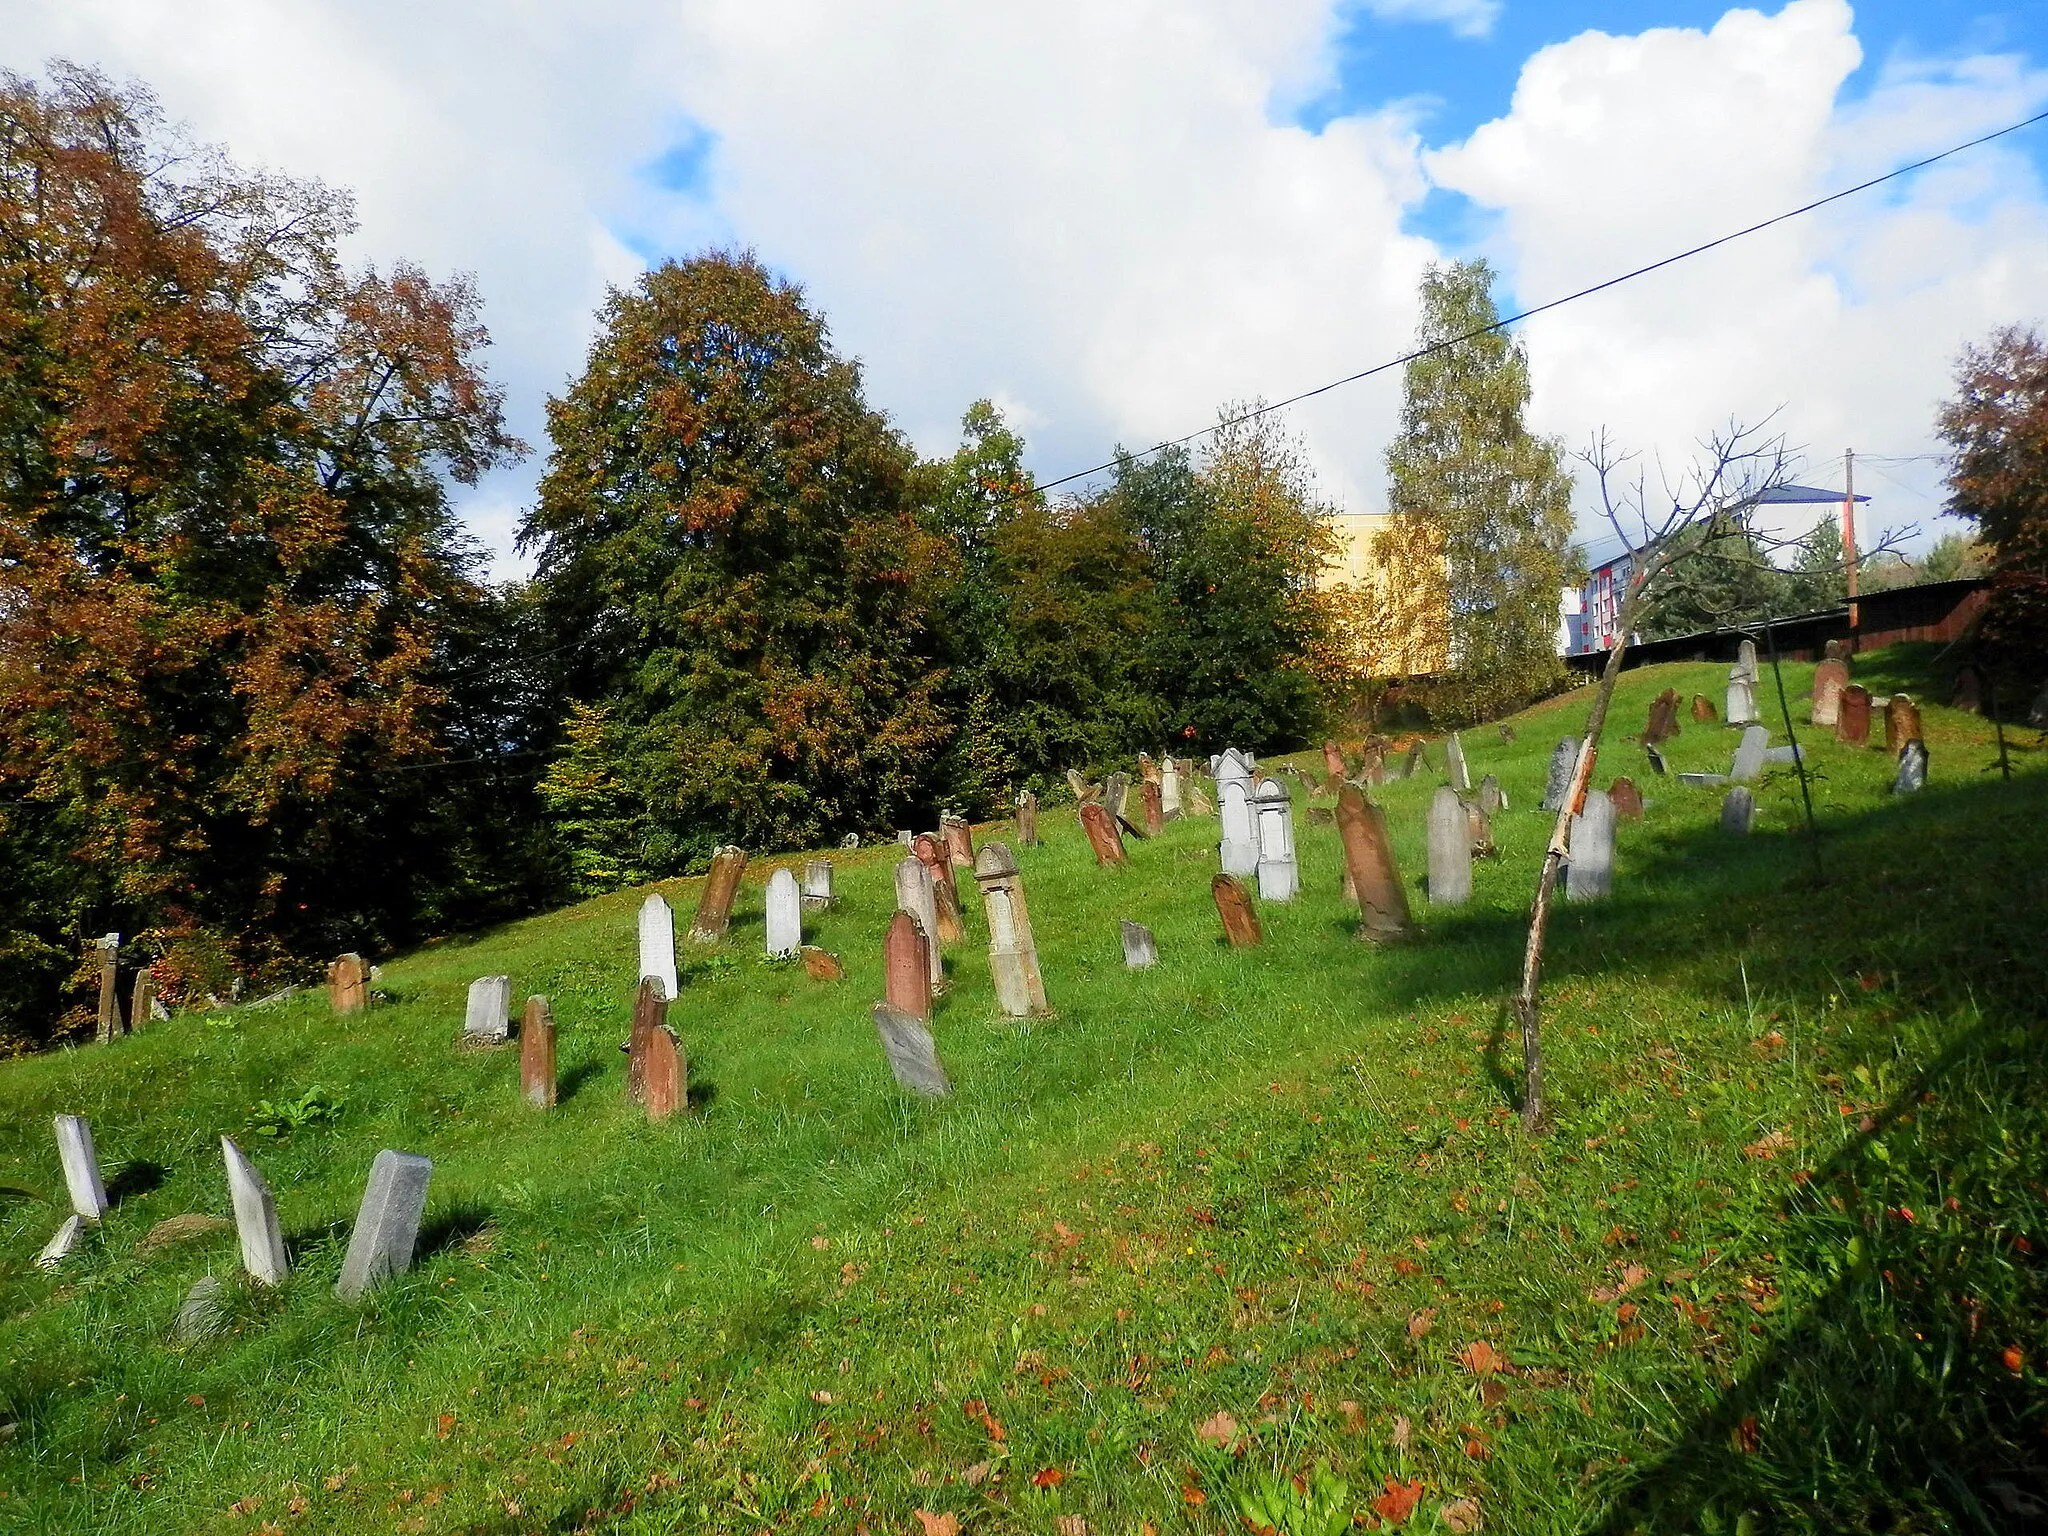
2 645 2045 1534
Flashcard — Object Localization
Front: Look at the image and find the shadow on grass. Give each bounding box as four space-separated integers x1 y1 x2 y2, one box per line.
556 1058 603 1105
416 1203 492 1261
104 1160 167 1207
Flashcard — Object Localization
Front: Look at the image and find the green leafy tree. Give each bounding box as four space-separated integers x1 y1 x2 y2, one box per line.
523 251 951 868
1384 260 1576 723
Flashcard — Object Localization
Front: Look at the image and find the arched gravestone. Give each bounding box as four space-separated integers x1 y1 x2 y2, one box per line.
1215 750 1258 875
973 842 1048 1017
765 869 803 958
1253 777 1298 901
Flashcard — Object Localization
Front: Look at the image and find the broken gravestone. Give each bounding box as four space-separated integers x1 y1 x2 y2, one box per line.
871 1003 951 1098
1121 920 1158 970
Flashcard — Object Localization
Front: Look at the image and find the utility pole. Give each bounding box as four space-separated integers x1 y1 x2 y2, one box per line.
1841 447 1859 650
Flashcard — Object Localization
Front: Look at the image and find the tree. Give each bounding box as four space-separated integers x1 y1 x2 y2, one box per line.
524 251 951 868
1383 260 1577 723
0 65 524 1040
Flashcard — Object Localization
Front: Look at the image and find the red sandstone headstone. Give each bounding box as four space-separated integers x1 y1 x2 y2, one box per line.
689 846 748 943
328 953 369 1016
1691 694 1717 723
801 946 845 982
1884 693 1922 755
1608 776 1644 820
913 834 965 942
940 814 974 869
1811 658 1849 728
1336 785 1412 943
128 966 155 1035
1322 740 1347 778
884 911 932 1021
93 936 121 1044
1079 802 1127 866
1141 780 1164 837
1836 685 1872 746
626 977 665 1104
1211 873 1263 949
520 995 556 1108
1644 690 1680 744
643 1025 685 1122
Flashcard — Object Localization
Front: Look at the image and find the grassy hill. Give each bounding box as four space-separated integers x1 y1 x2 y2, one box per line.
2 646 2044 1534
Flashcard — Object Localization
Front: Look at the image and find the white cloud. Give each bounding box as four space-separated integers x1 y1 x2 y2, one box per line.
1353 0 1501 42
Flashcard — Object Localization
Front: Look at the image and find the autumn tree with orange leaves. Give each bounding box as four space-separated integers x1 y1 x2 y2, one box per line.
0 65 526 1040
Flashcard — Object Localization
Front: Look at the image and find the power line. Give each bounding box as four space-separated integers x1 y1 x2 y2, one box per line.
1028 107 2048 501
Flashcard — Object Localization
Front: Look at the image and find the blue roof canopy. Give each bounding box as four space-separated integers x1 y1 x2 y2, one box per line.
1746 482 1869 505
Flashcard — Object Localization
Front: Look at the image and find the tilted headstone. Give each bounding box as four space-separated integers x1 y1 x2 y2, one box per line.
689 846 749 943
1104 772 1133 824
36 1215 84 1269
884 910 932 1022
1400 741 1425 780
1608 776 1644 820
1464 797 1495 859
871 1003 951 1098
1566 788 1616 902
894 857 947 985
519 995 556 1108
912 834 965 943
334 1150 433 1300
941 813 975 869
1426 787 1472 907
1079 802 1129 867
1645 743 1669 776
765 869 803 958
1811 657 1849 727
94 934 121 1044
642 1025 686 1121
1321 740 1347 778
1120 920 1158 970
129 968 156 1035
638 893 678 1000
1643 689 1680 745
222 1135 289 1286
1016 790 1040 846
1141 780 1165 837
1444 732 1471 793
800 858 835 912
1211 873 1263 948
1730 725 1770 783
626 978 666 1104
973 842 1048 1017
1893 739 1928 795
1478 774 1506 816
328 952 370 1015
1252 778 1298 901
1720 786 1755 835
1836 685 1872 746
175 1275 229 1343
1541 739 1579 813
463 975 512 1044
1691 694 1717 724
1884 694 1923 756
1336 786 1411 943
55 1114 108 1222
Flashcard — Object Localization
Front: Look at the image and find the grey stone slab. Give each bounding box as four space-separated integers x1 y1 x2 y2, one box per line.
222 1136 288 1286
1677 771 1728 787
1445 732 1471 793
800 858 835 911
54 1115 107 1222
1426 787 1472 906
765 868 802 957
1763 745 1803 765
1646 743 1669 776
871 1003 951 1098
1541 739 1579 813
1730 725 1770 783
334 1150 433 1300
638 894 677 1000
1893 739 1928 795
174 1275 228 1342
1726 673 1759 726
463 975 512 1043
1120 920 1158 970
1721 786 1755 835
36 1215 84 1268
1477 774 1506 815
1253 778 1297 901
1566 789 1616 902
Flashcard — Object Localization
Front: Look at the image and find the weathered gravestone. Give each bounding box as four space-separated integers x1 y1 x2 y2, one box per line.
1726 639 1761 726
689 847 748 943
329 953 371 1016
1426 787 1472 907
1181 763 1215 818
1643 689 1680 745
638 893 677 1000
174 1275 229 1343
912 834 965 943
1322 740 1347 778
463 975 513 1045
1215 750 1258 875
1253 778 1298 901
642 1025 686 1121
1138 751 1161 786
1541 738 1580 813
1016 790 1040 846
1079 802 1129 867
129 968 156 1035
55 1114 108 1222
1158 758 1182 819
1720 786 1756 835
896 830 915 846
519 996 556 1108
1464 797 1495 859
974 842 1048 1017
871 1003 951 1098
93 934 120 1044
1884 694 1923 755
1478 774 1506 816
626 978 666 1105
1121 920 1159 970
884 911 933 1021
1811 657 1849 727
765 869 803 958
1646 743 1669 776
1499 724 1517 744
1836 685 1872 746
1825 638 1850 663
1608 776 1644 820
1730 725 1770 783
893 858 947 986
1445 732 1471 793
1104 772 1133 824
1893 739 1929 795
1764 745 1802 765
802 947 846 981
1065 768 1102 803
1141 780 1165 837
1336 785 1411 943
1691 694 1717 724
335 1150 432 1300
1211 873 1263 949
841 833 862 850
1401 740 1426 779
941 813 975 869
1566 788 1616 902
800 859 835 912
36 1216 85 1269
222 1135 289 1286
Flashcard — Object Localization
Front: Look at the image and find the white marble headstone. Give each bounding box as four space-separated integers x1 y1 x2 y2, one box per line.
765 868 802 957
638 893 677 1001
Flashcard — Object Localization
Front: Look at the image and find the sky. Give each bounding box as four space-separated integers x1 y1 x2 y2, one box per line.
8 0 2047 576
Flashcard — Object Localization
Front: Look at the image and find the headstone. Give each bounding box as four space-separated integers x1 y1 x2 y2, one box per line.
1064 768 1095 802
328 952 369 1015
1252 778 1298 901
1499 724 1517 745
1158 758 1182 819
1737 638 1759 676
55 1115 108 1222
1400 741 1424 780
893 859 947 986
1566 789 1616 902
93 933 121 1044
897 830 914 846
1730 725 1770 783
1182 768 1215 818
1216 751 1258 875
519 996 556 1108
800 858 835 912
1824 638 1850 663
129 968 156 1035
1478 774 1506 815
1950 665 1983 714
871 1003 951 1098
626 978 666 1104
941 813 975 869
1120 920 1158 970
1464 797 1495 859
1426 787 1472 906
690 847 749 943
1211 874 1263 948
1884 694 1923 756
1725 672 1758 728
765 869 803 958
1140 780 1165 837
334 1150 433 1300
1363 747 1387 786
638 893 678 1000
1720 786 1755 835
1317 741 1342 778
1445 732 1471 792
841 833 862 850
1540 739 1579 813
973 842 1048 1017
36 1215 84 1269
1643 689 1680 745
643 1025 686 1121
463 975 512 1044
883 911 932 1021
1104 772 1132 824
1763 745 1802 765
1679 771 1729 787
1691 694 1717 724
801 946 845 981
1079 802 1128 867
1336 786 1411 943
1893 739 1928 795
222 1135 289 1286
1646 742 1669 776
1811 658 1849 727
1836 685 1872 746
175 1275 228 1343
913 833 964 942
1016 790 1040 846
1608 776 1644 820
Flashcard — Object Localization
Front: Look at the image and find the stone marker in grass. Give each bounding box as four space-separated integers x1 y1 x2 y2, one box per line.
1159 759 1181 819
802 946 845 981
1730 725 1770 783
626 978 666 1104
1216 754 1257 875
1721 786 1755 835
1811 657 1849 726
1894 739 1928 795
36 1216 84 1269
974 842 1048 1017
1121 920 1158 969
941 813 974 869
884 911 932 1021
1016 789 1040 846
328 952 370 1015
841 833 861 850
1464 797 1496 859
1104 772 1132 824
1445 732 1471 793
1646 743 1669 776
1836 685 1872 746
800 859 835 912
1691 694 1717 724
896 830 914 846
1727 640 1761 725
1478 774 1506 815
1079 802 1128 867
1141 780 1165 837
1677 771 1728 787
1884 694 1923 756
55 1115 108 1222
174 1275 228 1342
1253 777 1298 901
93 934 120 1044
463 975 512 1045
894 858 947 985
519 996 556 1108
638 893 677 1000
1336 785 1412 943
334 1150 433 1300
689 846 748 943
643 1025 686 1121
913 835 965 943
1541 739 1579 812
765 869 803 958
1644 689 1680 745
222 1135 289 1286
129 967 155 1035
1567 788 1616 901
1609 776 1644 820
1322 740 1346 778
1211 873 1263 948
871 1003 951 1098
1426 787 1472 907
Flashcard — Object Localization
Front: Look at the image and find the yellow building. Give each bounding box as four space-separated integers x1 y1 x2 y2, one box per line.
1317 511 1448 678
